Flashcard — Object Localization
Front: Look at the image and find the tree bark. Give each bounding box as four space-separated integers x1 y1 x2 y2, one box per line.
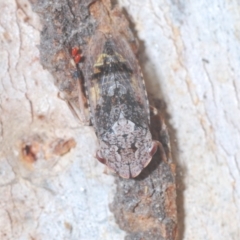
0 0 239 240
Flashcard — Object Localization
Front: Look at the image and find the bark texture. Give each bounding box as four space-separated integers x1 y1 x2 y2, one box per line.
0 0 240 240
30 0 178 238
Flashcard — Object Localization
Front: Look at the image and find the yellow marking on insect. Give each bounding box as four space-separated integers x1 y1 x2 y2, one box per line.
94 52 126 68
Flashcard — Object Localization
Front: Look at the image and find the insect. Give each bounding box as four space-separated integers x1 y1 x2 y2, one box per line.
77 33 158 178
68 34 159 178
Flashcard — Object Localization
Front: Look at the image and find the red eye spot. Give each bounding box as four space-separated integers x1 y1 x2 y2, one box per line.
71 47 82 64
71 47 79 57
74 54 82 64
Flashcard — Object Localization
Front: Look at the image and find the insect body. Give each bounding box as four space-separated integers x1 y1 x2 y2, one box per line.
84 34 157 178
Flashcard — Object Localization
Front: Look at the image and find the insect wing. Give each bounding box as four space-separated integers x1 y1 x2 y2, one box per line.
84 33 153 178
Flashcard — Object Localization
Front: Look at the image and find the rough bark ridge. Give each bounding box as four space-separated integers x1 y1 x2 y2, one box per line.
30 0 98 120
30 0 177 239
